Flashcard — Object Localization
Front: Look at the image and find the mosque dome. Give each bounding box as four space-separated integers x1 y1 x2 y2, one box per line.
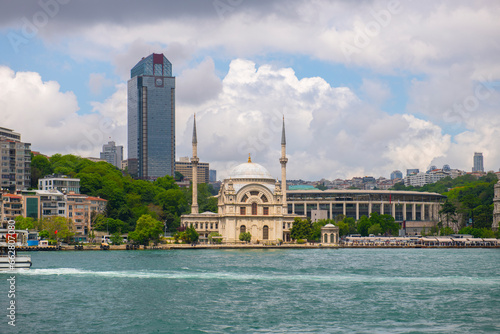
229 161 274 180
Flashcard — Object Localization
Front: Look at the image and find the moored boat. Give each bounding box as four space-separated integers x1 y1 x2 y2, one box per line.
0 227 32 270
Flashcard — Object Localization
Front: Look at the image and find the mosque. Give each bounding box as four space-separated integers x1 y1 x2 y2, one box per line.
180 116 304 243
180 115 449 242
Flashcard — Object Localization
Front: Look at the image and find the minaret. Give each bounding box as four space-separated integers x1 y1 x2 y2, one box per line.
279 117 288 213
191 115 199 214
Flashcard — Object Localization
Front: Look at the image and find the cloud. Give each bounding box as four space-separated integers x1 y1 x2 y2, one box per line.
88 72 113 95
177 57 222 105
177 59 455 180
0 66 124 157
360 78 391 106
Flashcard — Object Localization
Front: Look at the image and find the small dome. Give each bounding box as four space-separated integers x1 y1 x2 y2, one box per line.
324 223 336 227
230 162 274 180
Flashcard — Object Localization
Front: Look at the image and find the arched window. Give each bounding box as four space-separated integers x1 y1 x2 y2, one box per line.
252 203 257 215
241 194 248 202
261 195 268 203
263 225 269 240
240 225 246 234
324 234 328 243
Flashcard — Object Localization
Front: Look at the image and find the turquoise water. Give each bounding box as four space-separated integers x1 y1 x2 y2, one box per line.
1 249 499 333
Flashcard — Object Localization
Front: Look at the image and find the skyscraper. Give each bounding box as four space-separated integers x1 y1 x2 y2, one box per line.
390 170 403 180
100 141 123 169
472 152 484 172
128 53 175 180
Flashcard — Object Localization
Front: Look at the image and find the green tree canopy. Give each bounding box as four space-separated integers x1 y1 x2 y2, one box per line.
239 232 251 243
128 214 164 245
14 216 35 230
290 218 312 240
41 216 74 241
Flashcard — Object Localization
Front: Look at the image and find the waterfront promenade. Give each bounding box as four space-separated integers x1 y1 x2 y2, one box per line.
16 241 500 251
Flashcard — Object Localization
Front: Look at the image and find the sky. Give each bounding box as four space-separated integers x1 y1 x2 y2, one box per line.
0 0 499 181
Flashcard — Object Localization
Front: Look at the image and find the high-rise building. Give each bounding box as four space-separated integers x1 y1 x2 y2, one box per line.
209 170 217 183
100 141 123 169
472 152 484 172
406 168 419 176
175 157 209 184
0 127 31 191
390 170 403 180
128 53 175 180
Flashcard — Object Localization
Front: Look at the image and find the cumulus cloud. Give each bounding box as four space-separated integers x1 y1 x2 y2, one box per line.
360 78 391 106
88 72 113 95
177 59 455 180
0 66 124 157
177 57 222 105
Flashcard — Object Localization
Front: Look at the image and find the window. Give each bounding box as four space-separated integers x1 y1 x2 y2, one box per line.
250 191 259 196
252 203 257 215
240 207 246 215
263 226 269 240
263 207 269 215
241 194 248 202
240 225 246 234
261 195 268 203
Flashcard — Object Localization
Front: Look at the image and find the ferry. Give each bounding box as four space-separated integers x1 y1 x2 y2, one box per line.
0 228 32 270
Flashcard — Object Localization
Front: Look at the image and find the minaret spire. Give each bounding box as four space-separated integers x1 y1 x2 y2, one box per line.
191 115 199 214
281 116 286 146
280 116 288 213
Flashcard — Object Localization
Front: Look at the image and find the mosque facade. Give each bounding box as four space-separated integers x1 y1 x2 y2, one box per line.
180 117 301 243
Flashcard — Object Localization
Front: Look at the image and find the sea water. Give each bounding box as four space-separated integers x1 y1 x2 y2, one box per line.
1 248 499 333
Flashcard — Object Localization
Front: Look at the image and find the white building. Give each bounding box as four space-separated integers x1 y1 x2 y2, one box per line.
404 171 449 187
39 175 80 194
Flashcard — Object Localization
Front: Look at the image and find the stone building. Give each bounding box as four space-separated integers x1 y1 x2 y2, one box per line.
180 116 301 243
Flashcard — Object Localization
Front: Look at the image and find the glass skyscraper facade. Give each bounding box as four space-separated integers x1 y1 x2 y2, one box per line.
473 152 484 172
128 53 175 179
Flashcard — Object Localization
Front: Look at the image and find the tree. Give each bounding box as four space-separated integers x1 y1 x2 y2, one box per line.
439 227 454 236
180 226 199 244
14 216 35 230
290 218 312 240
439 200 457 228
368 223 382 236
315 183 327 191
472 204 493 229
128 214 164 245
30 154 53 188
208 232 223 244
174 171 184 182
356 216 371 236
93 217 129 234
110 231 124 245
239 232 251 243
310 219 330 241
369 213 399 236
39 230 50 239
41 216 74 241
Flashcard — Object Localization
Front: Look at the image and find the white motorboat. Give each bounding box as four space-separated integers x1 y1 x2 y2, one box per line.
0 227 32 270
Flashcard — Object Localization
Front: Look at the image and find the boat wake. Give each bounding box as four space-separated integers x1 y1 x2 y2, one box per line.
17 268 500 286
